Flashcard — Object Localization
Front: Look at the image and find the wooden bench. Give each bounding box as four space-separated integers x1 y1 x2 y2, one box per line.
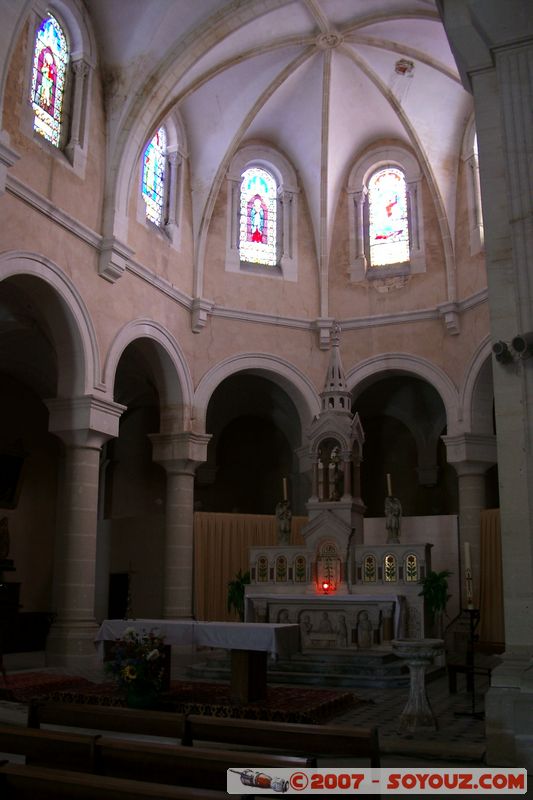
0 724 98 770
0 723 313 791
0 762 227 799
96 737 314 790
28 700 186 739
182 715 381 767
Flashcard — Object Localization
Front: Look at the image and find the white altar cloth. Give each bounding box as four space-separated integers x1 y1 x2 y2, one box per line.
95 618 300 659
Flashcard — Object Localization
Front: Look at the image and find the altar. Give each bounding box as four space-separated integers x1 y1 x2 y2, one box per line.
95 618 300 703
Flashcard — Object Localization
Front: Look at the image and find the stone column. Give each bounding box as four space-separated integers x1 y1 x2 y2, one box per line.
442 433 497 607
45 396 124 669
439 3 533 766
150 431 210 619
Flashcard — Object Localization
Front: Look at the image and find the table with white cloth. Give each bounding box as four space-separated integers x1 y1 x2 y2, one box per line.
95 619 301 704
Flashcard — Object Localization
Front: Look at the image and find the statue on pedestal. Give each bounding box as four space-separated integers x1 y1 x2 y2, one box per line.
385 495 402 543
384 473 401 543
275 499 292 546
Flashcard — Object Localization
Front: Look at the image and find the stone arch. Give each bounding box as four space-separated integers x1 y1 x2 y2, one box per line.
194 353 320 436
460 336 494 434
0 250 99 396
347 353 460 435
103 319 194 430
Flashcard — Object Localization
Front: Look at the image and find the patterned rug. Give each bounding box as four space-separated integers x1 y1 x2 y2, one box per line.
0 672 94 703
0 673 360 723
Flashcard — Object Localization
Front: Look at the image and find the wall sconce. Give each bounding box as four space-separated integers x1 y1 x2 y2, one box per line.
492 340 513 363
511 332 533 358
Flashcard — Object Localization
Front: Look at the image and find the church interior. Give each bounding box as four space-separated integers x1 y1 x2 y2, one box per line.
0 0 532 780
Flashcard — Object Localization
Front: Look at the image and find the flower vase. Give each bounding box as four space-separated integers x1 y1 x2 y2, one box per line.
126 684 159 710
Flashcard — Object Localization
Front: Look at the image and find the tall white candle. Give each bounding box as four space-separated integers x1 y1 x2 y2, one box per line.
386 473 392 496
464 542 472 571
464 541 474 608
282 477 288 501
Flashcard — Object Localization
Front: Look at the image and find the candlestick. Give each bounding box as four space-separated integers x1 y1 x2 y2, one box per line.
464 542 474 609
386 473 392 496
282 477 288 501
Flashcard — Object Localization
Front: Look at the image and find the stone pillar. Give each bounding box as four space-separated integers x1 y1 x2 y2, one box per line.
439 1 533 767
45 396 124 669
442 433 497 607
150 431 210 619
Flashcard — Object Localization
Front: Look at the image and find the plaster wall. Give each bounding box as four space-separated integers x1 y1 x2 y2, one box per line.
2 22 106 234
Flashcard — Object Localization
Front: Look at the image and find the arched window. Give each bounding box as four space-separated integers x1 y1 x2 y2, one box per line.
368 167 409 268
461 118 484 255
239 167 277 266
142 127 167 226
226 146 298 280
30 13 69 147
347 145 426 281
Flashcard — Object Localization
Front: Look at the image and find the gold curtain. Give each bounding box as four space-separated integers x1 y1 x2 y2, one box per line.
193 512 307 621
478 508 505 646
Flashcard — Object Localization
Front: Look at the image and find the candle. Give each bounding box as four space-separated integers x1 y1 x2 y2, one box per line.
386 473 392 496
464 542 474 609
464 542 472 571
282 477 288 501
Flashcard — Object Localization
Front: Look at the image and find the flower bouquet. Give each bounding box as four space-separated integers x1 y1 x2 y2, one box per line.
105 627 166 708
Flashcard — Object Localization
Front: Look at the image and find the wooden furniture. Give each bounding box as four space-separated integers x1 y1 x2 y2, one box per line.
95 618 300 703
0 762 227 800
183 714 381 767
28 700 187 739
0 723 313 791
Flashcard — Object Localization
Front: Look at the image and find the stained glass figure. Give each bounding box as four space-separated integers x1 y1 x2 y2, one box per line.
31 14 69 147
142 127 167 225
240 167 277 266
368 167 409 267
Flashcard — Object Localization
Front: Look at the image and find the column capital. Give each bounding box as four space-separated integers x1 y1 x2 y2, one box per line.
442 432 497 471
46 395 125 448
150 431 211 473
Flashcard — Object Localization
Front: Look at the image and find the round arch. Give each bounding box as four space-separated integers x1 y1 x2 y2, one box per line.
459 336 494 434
103 319 194 429
194 353 320 437
0 250 99 396
347 353 460 434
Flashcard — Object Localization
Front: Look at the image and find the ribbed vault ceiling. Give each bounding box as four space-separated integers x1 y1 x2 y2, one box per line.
88 0 471 286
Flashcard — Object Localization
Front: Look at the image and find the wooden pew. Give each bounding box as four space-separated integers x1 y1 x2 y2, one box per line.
0 762 227 799
0 723 314 791
183 715 381 767
0 724 98 770
28 700 186 739
96 737 315 790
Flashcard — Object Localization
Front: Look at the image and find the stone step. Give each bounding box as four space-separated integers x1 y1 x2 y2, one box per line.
188 650 416 689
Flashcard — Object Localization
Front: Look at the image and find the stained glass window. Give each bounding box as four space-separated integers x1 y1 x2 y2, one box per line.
405 553 418 582
142 127 167 226
368 167 409 267
363 554 377 583
239 167 277 266
384 553 398 582
31 14 69 147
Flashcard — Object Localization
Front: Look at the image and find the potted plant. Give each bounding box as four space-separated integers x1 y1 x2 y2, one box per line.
418 569 452 638
105 626 166 708
227 569 250 621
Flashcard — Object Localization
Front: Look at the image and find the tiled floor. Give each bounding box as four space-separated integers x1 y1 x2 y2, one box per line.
328 671 488 763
